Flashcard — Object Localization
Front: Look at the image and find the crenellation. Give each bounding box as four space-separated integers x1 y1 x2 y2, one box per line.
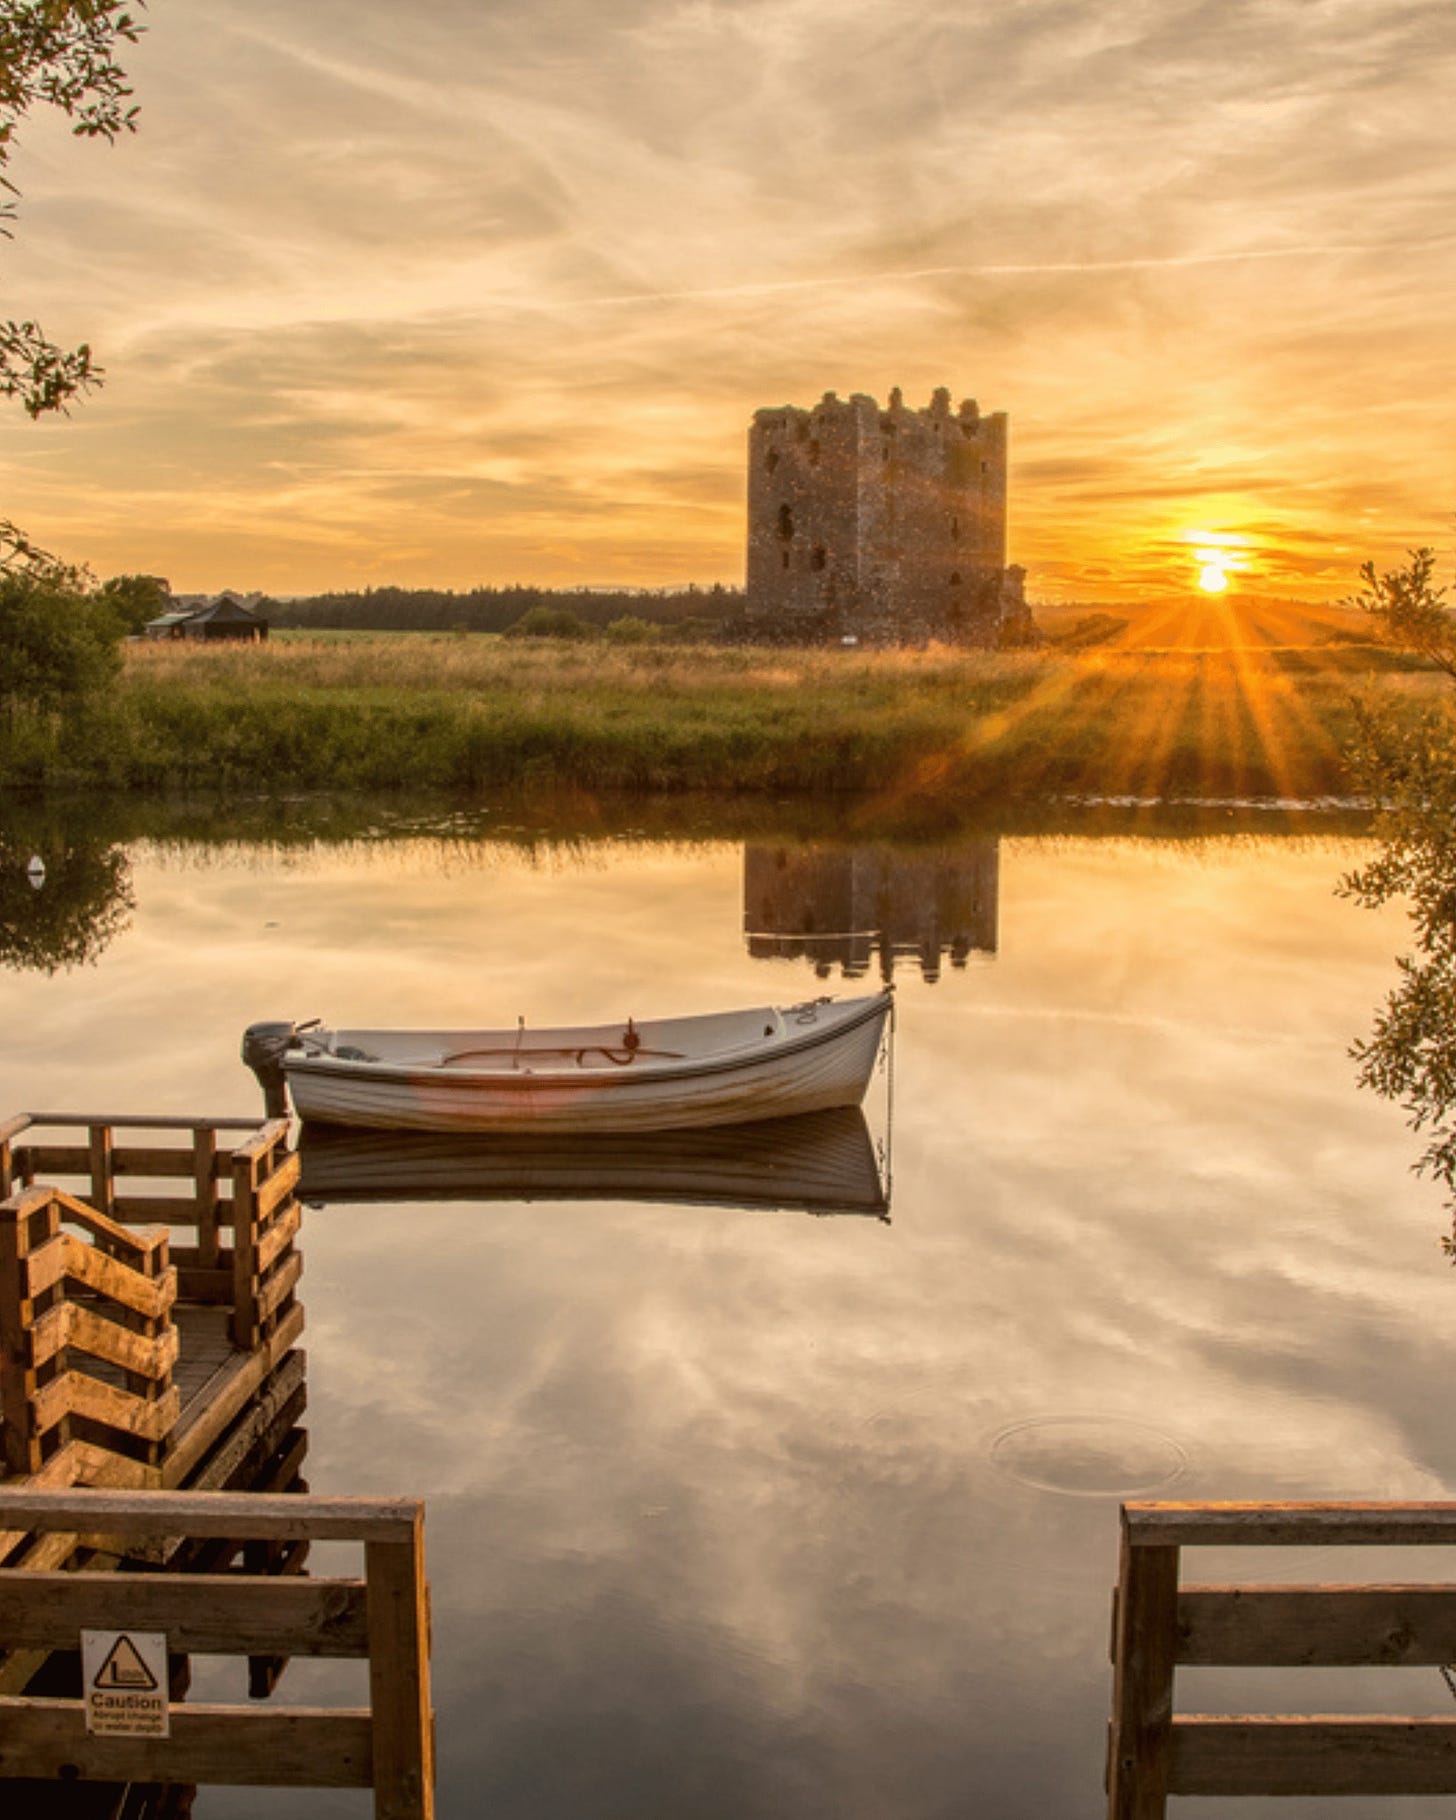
743 387 1031 646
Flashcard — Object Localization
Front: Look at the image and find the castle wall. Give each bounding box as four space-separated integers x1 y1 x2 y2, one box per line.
744 387 1021 646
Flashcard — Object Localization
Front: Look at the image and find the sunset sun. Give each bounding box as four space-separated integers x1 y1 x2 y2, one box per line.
1197 561 1230 593
1186 532 1252 596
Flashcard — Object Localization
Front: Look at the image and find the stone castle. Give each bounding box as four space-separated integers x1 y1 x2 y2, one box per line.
743 387 1031 646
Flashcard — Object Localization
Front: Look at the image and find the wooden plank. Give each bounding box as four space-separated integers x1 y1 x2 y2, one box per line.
255 1153 301 1221
34 1238 178 1322
24 1114 275 1133
0 1698 373 1787
1126 1501 1456 1548
0 1488 422 1544
257 1250 303 1325
1170 1716 1456 1796
34 1374 181 1445
20 1145 229 1181
0 1115 33 1146
257 1202 300 1277
29 1303 180 1380
231 1119 292 1163
0 1570 368 1656
167 1302 305 1475
1179 1584 1456 1666
367 1515 435 1820
186 1354 307 1495
107 1196 226 1226
48 1187 167 1262
1108 1529 1180 1820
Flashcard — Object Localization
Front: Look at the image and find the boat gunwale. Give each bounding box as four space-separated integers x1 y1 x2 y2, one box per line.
283 992 891 1095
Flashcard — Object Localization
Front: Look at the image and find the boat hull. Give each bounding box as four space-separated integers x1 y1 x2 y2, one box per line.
280 994 890 1135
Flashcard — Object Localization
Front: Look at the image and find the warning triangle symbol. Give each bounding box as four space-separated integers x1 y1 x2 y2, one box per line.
94 1636 159 1691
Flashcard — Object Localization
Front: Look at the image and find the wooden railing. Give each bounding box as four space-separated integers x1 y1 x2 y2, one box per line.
0 1487 433 1819
2 1115 299 1365
0 1184 178 1481
1 1115 302 1490
1109 1501 1456 1816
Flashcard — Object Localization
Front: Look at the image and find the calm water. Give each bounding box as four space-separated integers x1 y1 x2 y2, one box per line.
3 802 1454 1818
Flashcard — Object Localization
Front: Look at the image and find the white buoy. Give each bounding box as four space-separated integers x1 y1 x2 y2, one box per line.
26 854 45 887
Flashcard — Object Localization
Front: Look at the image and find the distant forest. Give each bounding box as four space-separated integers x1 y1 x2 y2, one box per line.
265 584 743 635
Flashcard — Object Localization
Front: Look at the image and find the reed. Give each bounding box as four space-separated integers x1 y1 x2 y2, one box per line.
3 633 1444 803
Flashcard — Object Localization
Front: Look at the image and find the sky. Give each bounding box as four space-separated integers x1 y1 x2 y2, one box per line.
1 0 1454 601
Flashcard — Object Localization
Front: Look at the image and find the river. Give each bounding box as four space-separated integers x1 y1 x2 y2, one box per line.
1 798 1451 1818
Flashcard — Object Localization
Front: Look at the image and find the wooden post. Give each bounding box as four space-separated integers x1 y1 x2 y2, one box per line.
230 1151 259 1352
1108 1514 1180 1820
88 1124 115 1221
0 1189 54 1478
366 1509 435 1820
194 1127 220 1271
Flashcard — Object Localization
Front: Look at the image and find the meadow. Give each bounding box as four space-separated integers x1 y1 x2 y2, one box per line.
3 595 1444 807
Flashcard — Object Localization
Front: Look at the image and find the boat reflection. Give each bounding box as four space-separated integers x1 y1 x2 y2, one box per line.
297 1106 891 1220
744 837 998 982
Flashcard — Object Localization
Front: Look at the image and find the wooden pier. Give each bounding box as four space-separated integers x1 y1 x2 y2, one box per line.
1109 1500 1456 1816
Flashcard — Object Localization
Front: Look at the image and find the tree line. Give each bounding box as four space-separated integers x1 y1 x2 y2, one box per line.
265 583 743 636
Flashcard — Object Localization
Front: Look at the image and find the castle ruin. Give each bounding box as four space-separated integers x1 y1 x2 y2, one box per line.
743 387 1031 646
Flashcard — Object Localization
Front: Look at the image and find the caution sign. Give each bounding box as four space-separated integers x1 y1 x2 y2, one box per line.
81 1629 170 1737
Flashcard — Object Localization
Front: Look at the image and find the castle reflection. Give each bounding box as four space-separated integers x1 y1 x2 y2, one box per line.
743 839 999 982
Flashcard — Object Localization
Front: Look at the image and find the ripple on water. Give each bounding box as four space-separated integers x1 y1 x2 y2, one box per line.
988 1415 1190 1499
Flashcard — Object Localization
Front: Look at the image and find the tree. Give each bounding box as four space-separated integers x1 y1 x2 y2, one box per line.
1 2 145 571
1345 546 1455 678
0 565 122 724
97 569 169 632
1339 547 1456 1249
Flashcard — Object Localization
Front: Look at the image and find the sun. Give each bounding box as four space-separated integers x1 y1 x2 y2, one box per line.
1197 561 1230 594
1185 530 1252 596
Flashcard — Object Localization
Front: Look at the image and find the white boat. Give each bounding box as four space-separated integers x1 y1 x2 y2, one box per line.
243 991 892 1135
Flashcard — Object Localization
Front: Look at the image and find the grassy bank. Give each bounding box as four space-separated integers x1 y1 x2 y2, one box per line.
1 628 1443 804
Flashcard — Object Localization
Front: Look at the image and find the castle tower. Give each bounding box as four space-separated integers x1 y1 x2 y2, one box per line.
743 387 1026 645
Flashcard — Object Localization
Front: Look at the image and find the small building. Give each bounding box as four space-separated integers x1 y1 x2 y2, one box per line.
743 386 1033 647
144 591 269 643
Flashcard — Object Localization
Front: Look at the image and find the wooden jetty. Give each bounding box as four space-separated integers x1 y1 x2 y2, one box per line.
1109 1500 1456 1816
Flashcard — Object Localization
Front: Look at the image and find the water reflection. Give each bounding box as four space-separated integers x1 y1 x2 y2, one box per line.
744 839 998 981
0 826 134 974
297 1108 891 1220
4 797 1454 1820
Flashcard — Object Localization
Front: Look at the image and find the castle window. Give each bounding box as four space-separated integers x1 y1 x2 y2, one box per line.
950 516 960 541
766 449 780 474
949 571 963 587
810 545 827 572
776 504 795 541
882 445 890 462
981 461 989 474
781 551 790 569
808 438 820 466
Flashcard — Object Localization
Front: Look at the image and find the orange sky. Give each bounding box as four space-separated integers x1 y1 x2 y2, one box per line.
2 1 1453 600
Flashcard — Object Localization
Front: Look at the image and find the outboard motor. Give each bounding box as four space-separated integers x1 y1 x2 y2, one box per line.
241 1020 301 1119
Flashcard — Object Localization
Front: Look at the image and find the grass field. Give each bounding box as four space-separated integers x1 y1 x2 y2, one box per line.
5 594 1445 805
